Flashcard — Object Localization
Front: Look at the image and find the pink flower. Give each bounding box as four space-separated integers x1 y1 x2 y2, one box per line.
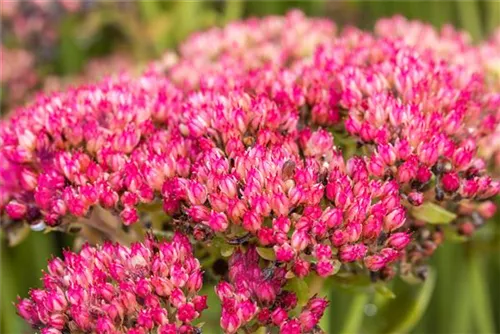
16 234 206 333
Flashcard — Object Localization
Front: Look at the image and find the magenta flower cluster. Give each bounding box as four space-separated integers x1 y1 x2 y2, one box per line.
3 11 500 334
216 247 328 334
16 233 207 334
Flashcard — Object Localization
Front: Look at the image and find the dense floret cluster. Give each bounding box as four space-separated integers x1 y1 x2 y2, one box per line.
3 11 500 334
216 247 328 334
16 233 207 334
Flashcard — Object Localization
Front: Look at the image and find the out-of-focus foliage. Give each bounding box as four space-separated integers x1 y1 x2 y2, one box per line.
2 0 499 111
1 1 499 333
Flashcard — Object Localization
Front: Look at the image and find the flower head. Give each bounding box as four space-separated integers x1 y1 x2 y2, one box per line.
16 233 206 333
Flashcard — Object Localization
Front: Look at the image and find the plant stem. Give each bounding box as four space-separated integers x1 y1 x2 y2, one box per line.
339 292 368 334
486 0 500 35
456 0 483 41
449 247 472 334
469 251 496 334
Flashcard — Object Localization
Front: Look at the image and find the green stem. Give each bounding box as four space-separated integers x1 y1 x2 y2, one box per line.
1 245 23 334
429 0 454 27
486 0 500 35
450 247 472 333
224 0 244 23
456 0 483 41
434 244 454 334
339 292 368 334
469 251 496 334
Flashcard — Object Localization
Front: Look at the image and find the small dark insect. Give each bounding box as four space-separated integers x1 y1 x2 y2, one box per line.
227 233 251 245
435 186 445 201
193 328 203 334
377 231 387 246
143 218 152 229
262 262 278 281
415 265 429 281
262 267 275 281
431 163 444 175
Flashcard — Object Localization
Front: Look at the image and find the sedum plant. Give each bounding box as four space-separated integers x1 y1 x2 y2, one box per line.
1 11 500 334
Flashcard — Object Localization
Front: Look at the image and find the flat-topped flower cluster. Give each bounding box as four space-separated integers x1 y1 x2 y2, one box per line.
2 11 500 334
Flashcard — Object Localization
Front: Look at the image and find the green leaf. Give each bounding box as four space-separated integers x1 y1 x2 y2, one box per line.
331 259 342 275
412 202 457 224
256 247 276 261
375 283 396 299
285 277 309 307
220 244 235 257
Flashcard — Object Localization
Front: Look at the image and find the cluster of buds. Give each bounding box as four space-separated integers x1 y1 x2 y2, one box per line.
375 17 500 173
216 247 328 334
168 87 411 276
4 10 500 334
0 72 190 228
16 233 207 334
1 10 498 276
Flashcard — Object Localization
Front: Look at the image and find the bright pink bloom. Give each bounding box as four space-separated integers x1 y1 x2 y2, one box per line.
16 234 206 333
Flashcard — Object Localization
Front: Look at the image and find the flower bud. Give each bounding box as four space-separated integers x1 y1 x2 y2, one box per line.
384 207 406 232
442 172 460 193
386 232 411 250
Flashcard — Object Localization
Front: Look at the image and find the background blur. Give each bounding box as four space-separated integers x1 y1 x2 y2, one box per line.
1 1 499 333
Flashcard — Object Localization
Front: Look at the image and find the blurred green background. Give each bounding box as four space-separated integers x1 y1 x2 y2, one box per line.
1 1 499 333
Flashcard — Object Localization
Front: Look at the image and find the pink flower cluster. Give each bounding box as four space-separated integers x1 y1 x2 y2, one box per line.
2 10 499 278
16 233 207 334
375 16 500 172
1 72 189 226
216 247 328 334
4 11 500 333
